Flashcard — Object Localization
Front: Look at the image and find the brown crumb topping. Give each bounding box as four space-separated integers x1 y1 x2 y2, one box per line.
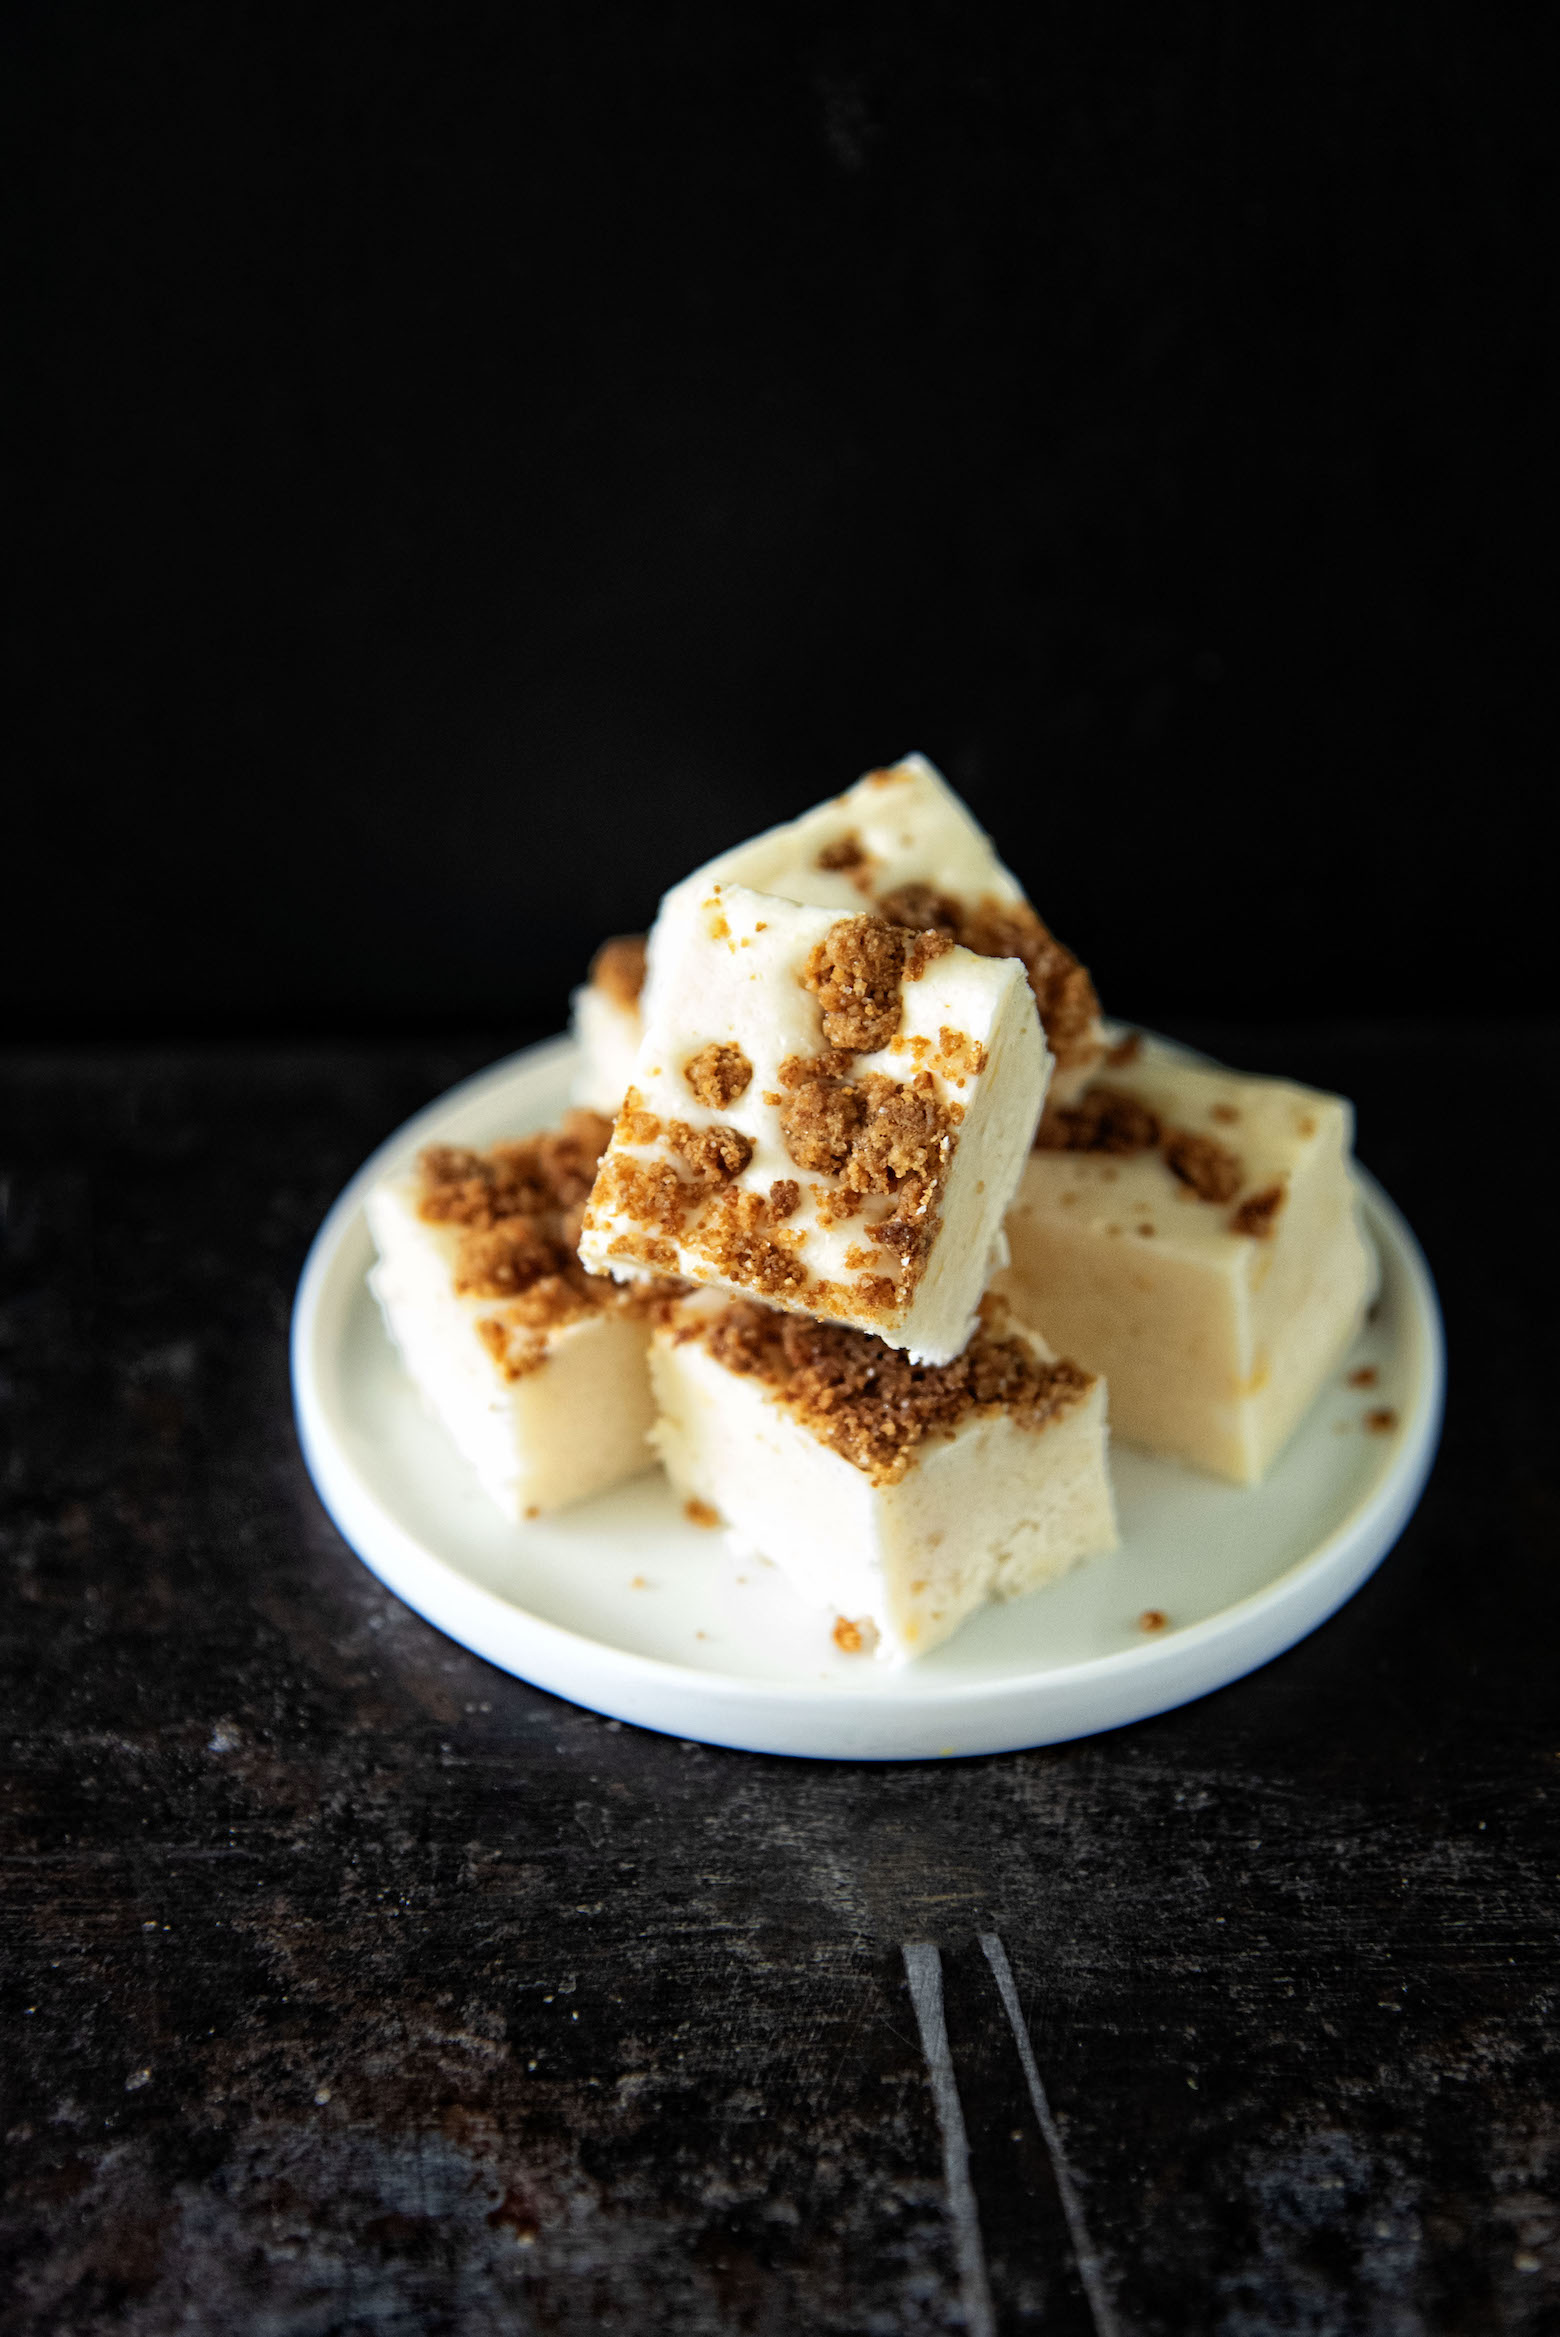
875 884 991 989
1036 1077 1289 1228
684 1497 721 1528
589 934 648 1008
851 1274 899 1314
417 1112 687 1374
936 1026 987 1082
616 1089 664 1147
604 1224 682 1275
877 881 962 934
1364 1407 1399 1435
904 928 954 982
420 1115 616 1340
420 1112 614 1231
695 1297 1094 1485
816 831 867 872
474 1279 689 1384
475 1314 547 1381
1165 1130 1244 1204
683 1042 753 1110
779 1062 867 1172
775 1060 957 1300
588 1149 690 1242
588 887 988 1312
778 1049 855 1086
692 1187 811 1300
803 916 906 1052
1347 1365 1378 1389
811 1183 864 1229
780 1059 953 1193
1138 1608 1168 1633
846 1072 950 1194
452 1218 567 1299
875 884 1101 1068
832 1616 869 1654
667 1121 754 1186
959 899 1100 1069
1036 1086 1161 1156
1230 1182 1286 1237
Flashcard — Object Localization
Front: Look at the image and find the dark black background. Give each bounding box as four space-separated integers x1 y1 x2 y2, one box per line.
9 3 1556 1040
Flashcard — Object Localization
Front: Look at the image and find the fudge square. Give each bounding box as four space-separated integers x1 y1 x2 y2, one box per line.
572 751 1104 1113
571 934 647 1116
650 1291 1118 1663
366 1111 670 1519
998 1036 1376 1484
577 881 1047 1364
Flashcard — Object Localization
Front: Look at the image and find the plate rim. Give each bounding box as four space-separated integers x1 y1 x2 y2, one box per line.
290 1035 1445 1758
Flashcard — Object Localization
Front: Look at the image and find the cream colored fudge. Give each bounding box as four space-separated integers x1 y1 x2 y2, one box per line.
570 936 647 1115
571 753 1104 1112
366 1113 667 1518
578 881 1046 1364
997 1037 1376 1484
650 1291 1117 1663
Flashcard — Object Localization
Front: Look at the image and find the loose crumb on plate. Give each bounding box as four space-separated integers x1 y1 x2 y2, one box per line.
832 1615 878 1654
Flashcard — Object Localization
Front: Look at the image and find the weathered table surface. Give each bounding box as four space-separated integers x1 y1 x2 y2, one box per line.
3 1027 1556 2335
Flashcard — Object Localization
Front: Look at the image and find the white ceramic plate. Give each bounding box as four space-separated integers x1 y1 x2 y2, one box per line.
291 1036 1443 1760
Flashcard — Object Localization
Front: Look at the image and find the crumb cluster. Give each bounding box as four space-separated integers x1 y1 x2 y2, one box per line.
771 1036 959 1292
420 1111 611 1241
589 934 648 1008
1036 1080 1286 1235
1037 1085 1161 1157
778 1055 867 1172
1164 1130 1243 1204
668 1120 754 1186
588 1091 813 1299
419 1113 677 1377
693 1297 1094 1484
803 916 912 1052
1230 1184 1285 1239
589 899 990 1320
875 887 1100 1070
684 1042 752 1109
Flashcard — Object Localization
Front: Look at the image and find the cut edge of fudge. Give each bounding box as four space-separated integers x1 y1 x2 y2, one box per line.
648 1288 1118 1662
569 935 647 1114
1001 1036 1376 1483
366 1109 678 1517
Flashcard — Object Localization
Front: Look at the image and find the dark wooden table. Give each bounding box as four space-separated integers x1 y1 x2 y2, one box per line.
3 1026 1556 2334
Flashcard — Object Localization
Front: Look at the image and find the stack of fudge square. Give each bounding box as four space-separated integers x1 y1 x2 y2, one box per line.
368 756 1375 1664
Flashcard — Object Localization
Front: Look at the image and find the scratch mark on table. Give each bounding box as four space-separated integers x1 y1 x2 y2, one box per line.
982 1930 1120 2337
903 1941 997 2337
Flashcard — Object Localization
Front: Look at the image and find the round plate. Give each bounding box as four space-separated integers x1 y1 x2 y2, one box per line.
291 1037 1443 1760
